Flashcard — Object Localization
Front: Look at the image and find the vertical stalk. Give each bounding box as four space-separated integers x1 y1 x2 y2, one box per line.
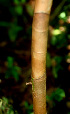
31 0 53 114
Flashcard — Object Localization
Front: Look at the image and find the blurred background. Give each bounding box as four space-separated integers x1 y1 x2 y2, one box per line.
0 0 70 114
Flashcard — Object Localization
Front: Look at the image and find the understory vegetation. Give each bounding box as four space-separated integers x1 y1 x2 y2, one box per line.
0 0 70 113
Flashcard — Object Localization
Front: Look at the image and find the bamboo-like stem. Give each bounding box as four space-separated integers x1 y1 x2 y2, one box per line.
31 0 53 114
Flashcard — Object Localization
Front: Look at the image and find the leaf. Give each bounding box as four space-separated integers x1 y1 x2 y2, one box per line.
51 88 65 102
15 5 23 15
2 97 9 105
51 36 57 46
7 56 14 68
8 25 23 41
68 35 70 39
30 113 34 114
52 67 58 78
46 53 51 68
0 99 2 107
26 4 33 16
28 104 33 110
59 12 66 18
14 0 20 5
46 95 51 101
14 0 26 4
24 101 29 108
52 29 61 35
12 68 19 81
7 109 14 114
56 33 67 48
14 66 21 74
24 102 33 114
53 56 62 64
21 0 26 3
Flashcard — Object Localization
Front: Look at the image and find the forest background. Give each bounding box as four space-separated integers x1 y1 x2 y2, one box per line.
0 0 70 114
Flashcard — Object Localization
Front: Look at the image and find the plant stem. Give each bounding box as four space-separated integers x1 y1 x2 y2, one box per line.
31 0 53 113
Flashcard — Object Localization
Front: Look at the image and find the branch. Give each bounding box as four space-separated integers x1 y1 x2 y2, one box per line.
50 0 66 22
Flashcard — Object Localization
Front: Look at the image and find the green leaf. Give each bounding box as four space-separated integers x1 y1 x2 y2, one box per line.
7 56 14 68
53 56 62 64
2 97 9 105
51 88 65 102
59 12 67 21
21 0 26 3
68 35 70 39
8 25 23 41
51 36 57 46
14 0 20 5
56 33 67 48
52 67 58 78
24 102 33 114
30 113 34 114
46 53 51 68
24 101 29 108
51 32 67 48
28 104 33 110
7 109 14 114
0 99 2 107
12 68 19 81
26 4 33 16
15 6 23 15
46 95 51 101
59 12 66 18
14 0 26 4
52 29 61 35
14 66 21 74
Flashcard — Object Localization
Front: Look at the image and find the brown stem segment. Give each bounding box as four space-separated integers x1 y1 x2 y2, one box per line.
31 0 53 113
32 73 46 114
